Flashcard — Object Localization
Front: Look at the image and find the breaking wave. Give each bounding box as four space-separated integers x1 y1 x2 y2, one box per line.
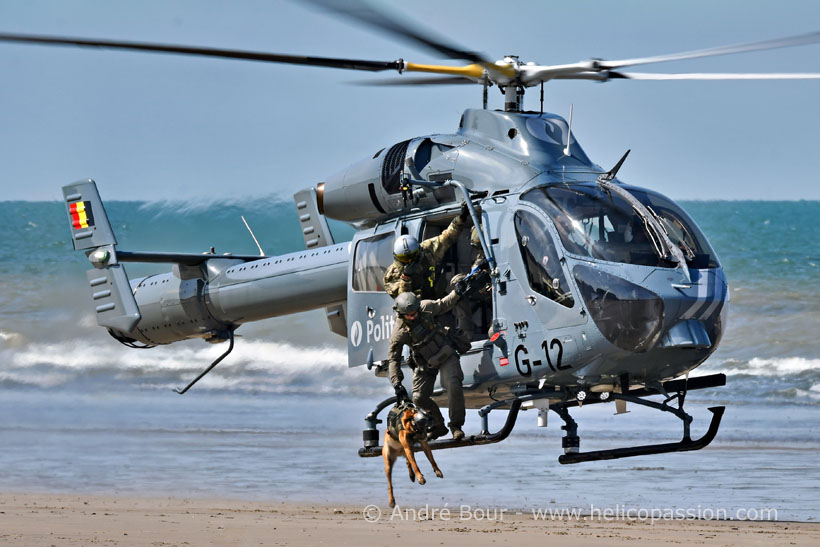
710 356 820 377
0 337 385 397
698 356 820 405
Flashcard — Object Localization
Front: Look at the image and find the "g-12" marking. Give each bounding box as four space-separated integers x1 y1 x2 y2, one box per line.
514 339 568 377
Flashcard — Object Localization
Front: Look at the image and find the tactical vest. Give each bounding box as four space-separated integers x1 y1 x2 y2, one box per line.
401 253 441 300
408 313 457 369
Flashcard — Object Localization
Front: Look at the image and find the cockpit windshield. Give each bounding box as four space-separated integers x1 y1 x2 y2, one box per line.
521 184 719 269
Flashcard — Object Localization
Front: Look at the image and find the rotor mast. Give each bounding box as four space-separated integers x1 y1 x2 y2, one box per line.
501 55 524 112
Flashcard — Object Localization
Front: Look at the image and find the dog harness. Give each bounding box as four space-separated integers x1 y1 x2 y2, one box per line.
386 404 426 443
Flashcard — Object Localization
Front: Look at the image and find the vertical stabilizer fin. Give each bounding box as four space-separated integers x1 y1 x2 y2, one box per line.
85 266 141 333
63 179 141 333
293 187 347 337
63 179 117 250
294 187 335 248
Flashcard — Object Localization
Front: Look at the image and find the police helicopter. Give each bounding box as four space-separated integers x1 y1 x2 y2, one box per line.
4 1 820 465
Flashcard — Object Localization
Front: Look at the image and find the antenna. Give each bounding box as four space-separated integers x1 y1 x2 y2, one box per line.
241 215 266 256
563 104 574 157
598 149 631 182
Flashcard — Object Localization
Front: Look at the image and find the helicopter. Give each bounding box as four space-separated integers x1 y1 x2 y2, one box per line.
4 1 820 465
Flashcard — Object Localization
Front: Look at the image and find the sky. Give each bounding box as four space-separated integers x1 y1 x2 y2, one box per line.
0 0 818 202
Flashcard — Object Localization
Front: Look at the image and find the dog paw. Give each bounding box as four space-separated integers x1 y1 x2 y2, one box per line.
389 499 395 508
418 476 426 485
435 469 444 479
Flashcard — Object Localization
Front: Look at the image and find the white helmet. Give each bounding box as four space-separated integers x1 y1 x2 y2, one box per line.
393 234 420 263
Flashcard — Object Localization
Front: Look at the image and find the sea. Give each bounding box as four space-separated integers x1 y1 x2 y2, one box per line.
0 198 818 521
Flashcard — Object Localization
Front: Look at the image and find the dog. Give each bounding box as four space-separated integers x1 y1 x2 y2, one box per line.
382 404 443 508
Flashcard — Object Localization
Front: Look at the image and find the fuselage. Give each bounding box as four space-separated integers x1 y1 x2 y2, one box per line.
109 108 727 408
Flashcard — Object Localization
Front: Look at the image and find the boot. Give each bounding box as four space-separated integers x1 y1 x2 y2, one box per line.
451 427 465 441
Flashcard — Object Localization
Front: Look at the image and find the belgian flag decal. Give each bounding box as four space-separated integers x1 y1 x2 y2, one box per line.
69 201 95 230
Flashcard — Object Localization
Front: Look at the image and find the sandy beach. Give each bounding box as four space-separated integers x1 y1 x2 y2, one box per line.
1 493 817 546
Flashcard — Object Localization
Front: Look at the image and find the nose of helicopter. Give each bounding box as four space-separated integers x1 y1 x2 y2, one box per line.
652 268 729 351
573 265 728 355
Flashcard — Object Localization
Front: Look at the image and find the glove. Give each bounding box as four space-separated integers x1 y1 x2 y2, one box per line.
459 201 470 222
472 258 489 272
454 277 468 297
402 261 423 278
457 268 491 299
394 384 409 404
467 269 491 297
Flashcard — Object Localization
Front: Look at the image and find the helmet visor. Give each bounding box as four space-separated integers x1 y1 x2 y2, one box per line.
394 249 419 264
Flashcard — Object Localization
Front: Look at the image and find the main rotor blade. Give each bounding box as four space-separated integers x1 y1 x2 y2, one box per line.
616 72 820 80
306 0 490 66
0 32 402 72
598 30 820 70
354 75 479 86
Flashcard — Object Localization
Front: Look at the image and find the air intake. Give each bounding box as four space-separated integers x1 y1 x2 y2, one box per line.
381 139 410 194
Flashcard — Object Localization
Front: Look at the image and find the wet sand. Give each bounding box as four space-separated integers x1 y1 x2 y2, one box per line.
1 493 817 546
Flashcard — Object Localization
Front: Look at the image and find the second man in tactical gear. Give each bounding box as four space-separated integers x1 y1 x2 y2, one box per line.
447 225 492 344
389 289 467 441
383 201 470 300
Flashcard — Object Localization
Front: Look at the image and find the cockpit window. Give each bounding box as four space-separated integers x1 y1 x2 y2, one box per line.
352 232 394 292
514 210 574 308
521 185 719 269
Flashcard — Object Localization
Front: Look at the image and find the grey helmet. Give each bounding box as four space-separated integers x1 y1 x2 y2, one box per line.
393 292 420 315
393 234 420 264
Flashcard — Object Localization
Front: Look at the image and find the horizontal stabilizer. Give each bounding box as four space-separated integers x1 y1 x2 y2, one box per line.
116 250 267 265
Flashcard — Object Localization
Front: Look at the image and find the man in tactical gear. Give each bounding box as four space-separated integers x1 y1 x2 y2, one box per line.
389 289 467 441
383 201 470 300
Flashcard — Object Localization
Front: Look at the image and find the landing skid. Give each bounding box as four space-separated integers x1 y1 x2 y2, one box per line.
358 373 726 464
557 406 724 464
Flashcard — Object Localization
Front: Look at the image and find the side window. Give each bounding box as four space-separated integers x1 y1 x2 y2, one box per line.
352 232 395 292
515 210 574 308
